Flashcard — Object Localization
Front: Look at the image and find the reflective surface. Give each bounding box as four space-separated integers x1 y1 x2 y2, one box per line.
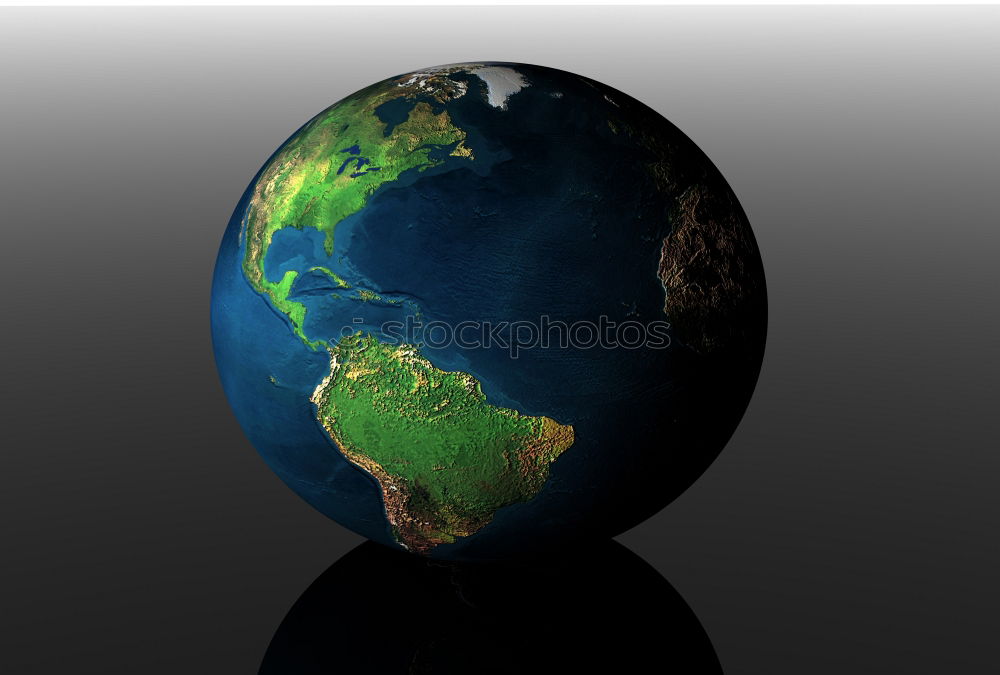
260 540 721 674
3 7 999 674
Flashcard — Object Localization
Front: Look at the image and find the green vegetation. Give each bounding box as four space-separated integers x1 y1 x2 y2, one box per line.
242 77 474 347
311 334 575 553
308 266 350 289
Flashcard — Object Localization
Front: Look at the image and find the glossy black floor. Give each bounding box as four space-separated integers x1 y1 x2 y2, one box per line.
259 540 721 674
3 7 998 674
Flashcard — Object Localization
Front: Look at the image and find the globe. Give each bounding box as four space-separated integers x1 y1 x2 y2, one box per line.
211 62 766 560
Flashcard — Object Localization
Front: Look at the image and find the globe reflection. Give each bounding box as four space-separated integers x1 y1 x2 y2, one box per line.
260 539 722 674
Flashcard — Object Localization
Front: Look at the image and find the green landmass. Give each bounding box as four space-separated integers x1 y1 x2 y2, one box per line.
308 266 350 289
356 288 383 302
310 333 575 553
242 72 474 348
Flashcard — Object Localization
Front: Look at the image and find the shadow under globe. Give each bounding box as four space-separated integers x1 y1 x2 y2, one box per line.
259 539 722 674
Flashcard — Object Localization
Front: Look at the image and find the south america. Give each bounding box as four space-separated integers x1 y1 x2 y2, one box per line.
310 333 575 554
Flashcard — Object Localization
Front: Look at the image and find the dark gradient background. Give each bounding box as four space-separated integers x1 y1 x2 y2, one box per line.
1 6 997 674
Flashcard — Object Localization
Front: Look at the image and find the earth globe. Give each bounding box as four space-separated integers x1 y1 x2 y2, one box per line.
211 62 766 561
